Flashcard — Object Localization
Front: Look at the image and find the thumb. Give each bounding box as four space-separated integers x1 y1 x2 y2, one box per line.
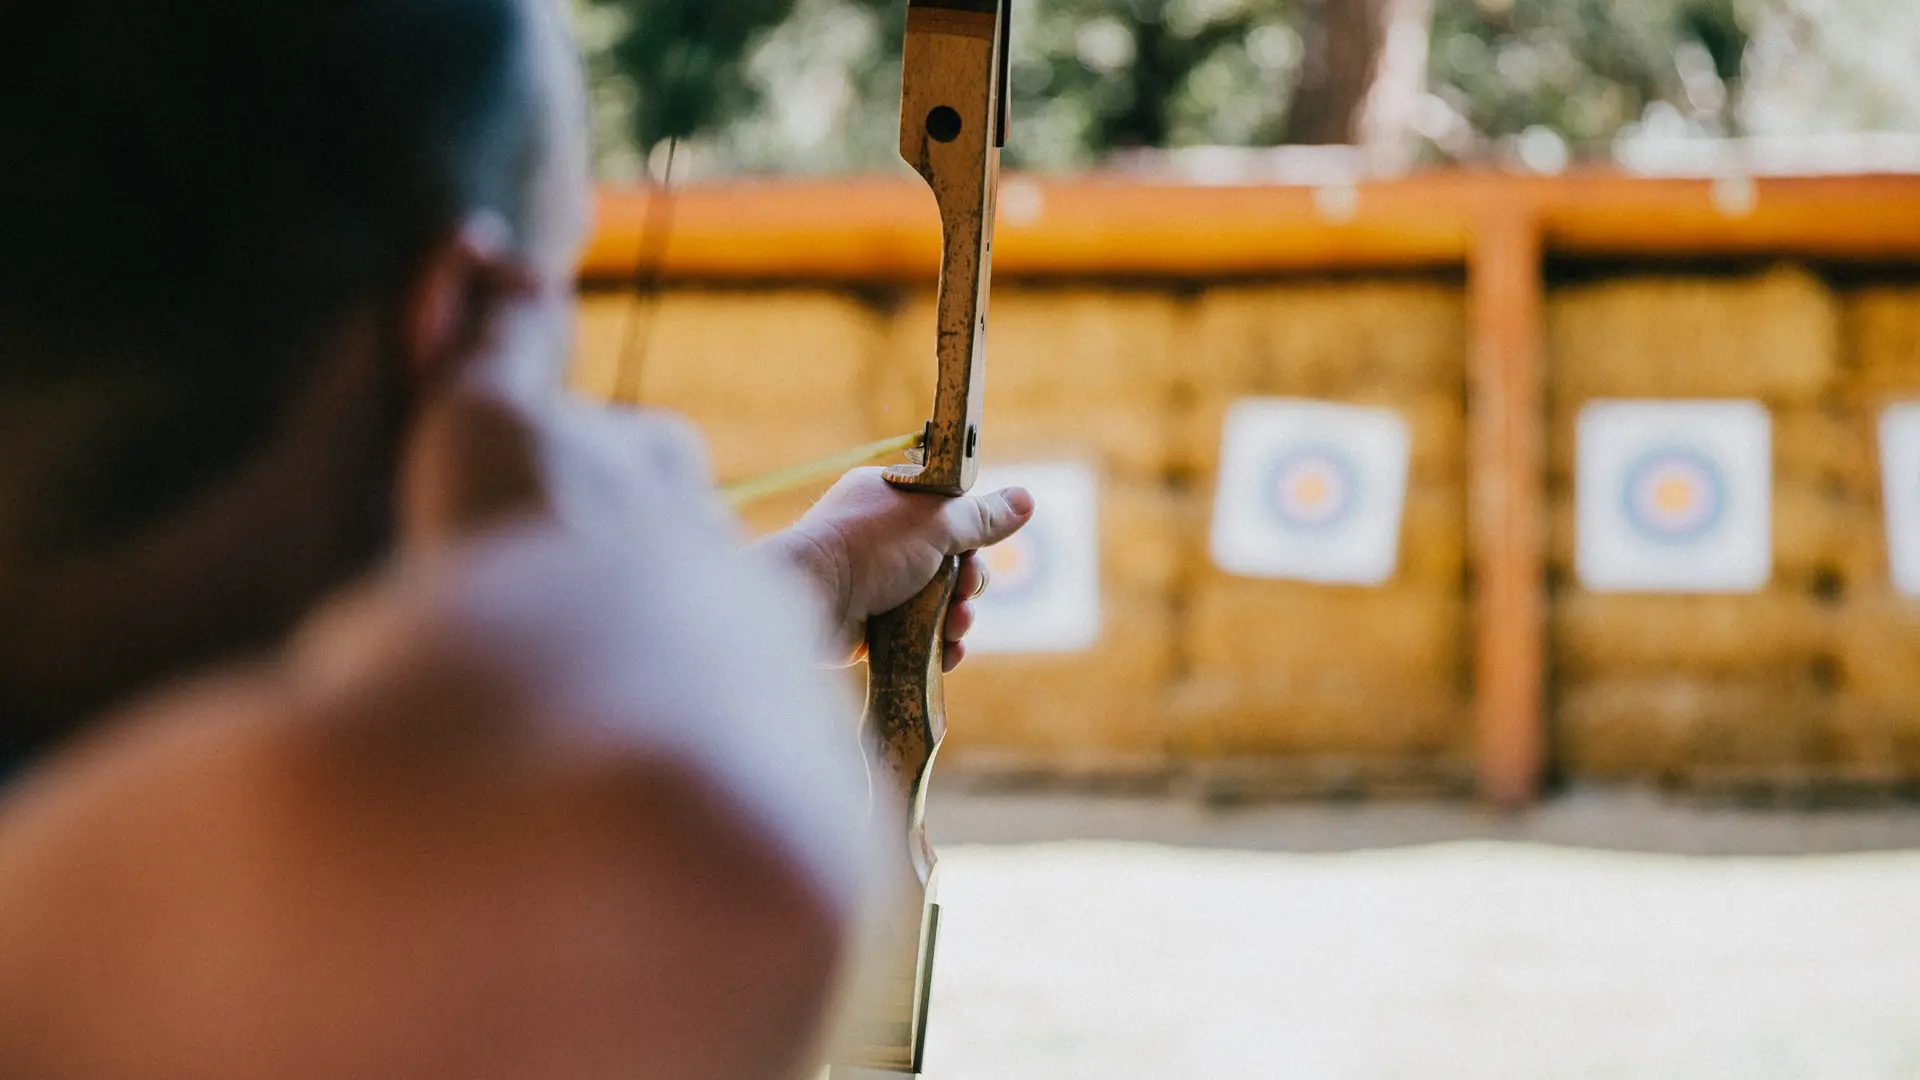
937 487 1035 555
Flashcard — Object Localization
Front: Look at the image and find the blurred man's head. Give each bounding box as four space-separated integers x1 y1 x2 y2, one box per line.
2 0 591 355
0 0 592 743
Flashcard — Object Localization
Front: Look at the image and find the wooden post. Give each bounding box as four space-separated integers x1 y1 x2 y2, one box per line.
1467 211 1546 808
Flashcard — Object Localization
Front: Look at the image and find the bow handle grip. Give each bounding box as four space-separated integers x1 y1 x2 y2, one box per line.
840 557 960 1075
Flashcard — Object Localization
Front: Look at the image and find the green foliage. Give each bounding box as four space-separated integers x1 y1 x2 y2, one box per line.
1004 0 1302 169
582 0 1303 172
595 0 799 151
1426 0 1759 156
579 0 902 172
580 0 1912 176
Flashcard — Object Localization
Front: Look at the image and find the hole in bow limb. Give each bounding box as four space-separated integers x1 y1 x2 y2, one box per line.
926 106 962 143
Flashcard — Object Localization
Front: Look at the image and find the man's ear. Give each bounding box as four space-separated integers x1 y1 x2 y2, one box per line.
401 212 537 391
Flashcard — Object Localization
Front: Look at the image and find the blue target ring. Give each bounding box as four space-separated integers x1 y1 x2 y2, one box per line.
1262 444 1362 533
1621 445 1727 544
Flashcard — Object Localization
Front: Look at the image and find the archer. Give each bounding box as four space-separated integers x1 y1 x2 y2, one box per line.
0 1 1032 1077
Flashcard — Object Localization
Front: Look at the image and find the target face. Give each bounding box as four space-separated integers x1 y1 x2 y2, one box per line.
978 522 1047 604
1210 399 1411 585
967 462 1101 655
1881 404 1920 597
1265 446 1361 531
1622 447 1726 543
1576 400 1771 593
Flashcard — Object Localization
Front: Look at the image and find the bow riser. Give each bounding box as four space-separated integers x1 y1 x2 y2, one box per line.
832 1 1009 1076
886 0 1007 497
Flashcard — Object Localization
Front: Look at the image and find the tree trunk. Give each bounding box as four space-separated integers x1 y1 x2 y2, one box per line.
1282 0 1393 145
1282 0 1435 174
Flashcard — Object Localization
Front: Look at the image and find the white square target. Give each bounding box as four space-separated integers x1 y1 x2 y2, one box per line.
1208 399 1412 585
1881 404 1920 597
967 462 1101 655
1575 400 1772 593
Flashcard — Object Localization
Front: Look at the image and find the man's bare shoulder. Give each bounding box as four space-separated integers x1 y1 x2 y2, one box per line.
0 521 871 1080
0 671 282 899
2 508 870 905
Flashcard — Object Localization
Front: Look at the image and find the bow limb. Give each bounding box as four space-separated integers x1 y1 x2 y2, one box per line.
832 2 1009 1076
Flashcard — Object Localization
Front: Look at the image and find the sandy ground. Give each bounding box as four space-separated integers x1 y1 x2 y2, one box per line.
914 791 1920 1079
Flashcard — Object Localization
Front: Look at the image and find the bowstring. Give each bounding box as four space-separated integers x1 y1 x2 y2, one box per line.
612 134 679 407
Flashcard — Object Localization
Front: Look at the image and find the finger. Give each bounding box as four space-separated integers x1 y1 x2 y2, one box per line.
943 598 977 642
955 554 989 602
937 487 1035 556
941 639 968 674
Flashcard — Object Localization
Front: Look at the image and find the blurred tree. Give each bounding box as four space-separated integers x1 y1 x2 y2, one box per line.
1007 0 1304 165
1422 0 1757 165
608 0 794 150
576 0 902 177
576 0 800 172
576 0 1919 177
1285 0 1388 143
578 0 1313 174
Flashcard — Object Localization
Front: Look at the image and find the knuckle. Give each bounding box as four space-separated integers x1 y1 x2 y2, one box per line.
971 497 996 538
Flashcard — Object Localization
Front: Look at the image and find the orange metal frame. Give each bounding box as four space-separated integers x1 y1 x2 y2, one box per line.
584 171 1920 282
584 170 1920 807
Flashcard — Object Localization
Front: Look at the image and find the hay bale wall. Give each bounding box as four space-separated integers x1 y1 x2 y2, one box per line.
1546 269 1920 792
566 268 1918 797
1827 287 1920 783
1172 282 1472 792
571 279 1474 792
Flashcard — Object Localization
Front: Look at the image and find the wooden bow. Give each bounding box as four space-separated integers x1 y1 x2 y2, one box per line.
830 2 1010 1076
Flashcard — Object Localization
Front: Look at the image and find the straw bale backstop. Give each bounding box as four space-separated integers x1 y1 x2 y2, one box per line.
1543 273 1920 792
572 277 1479 795
571 174 1920 801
